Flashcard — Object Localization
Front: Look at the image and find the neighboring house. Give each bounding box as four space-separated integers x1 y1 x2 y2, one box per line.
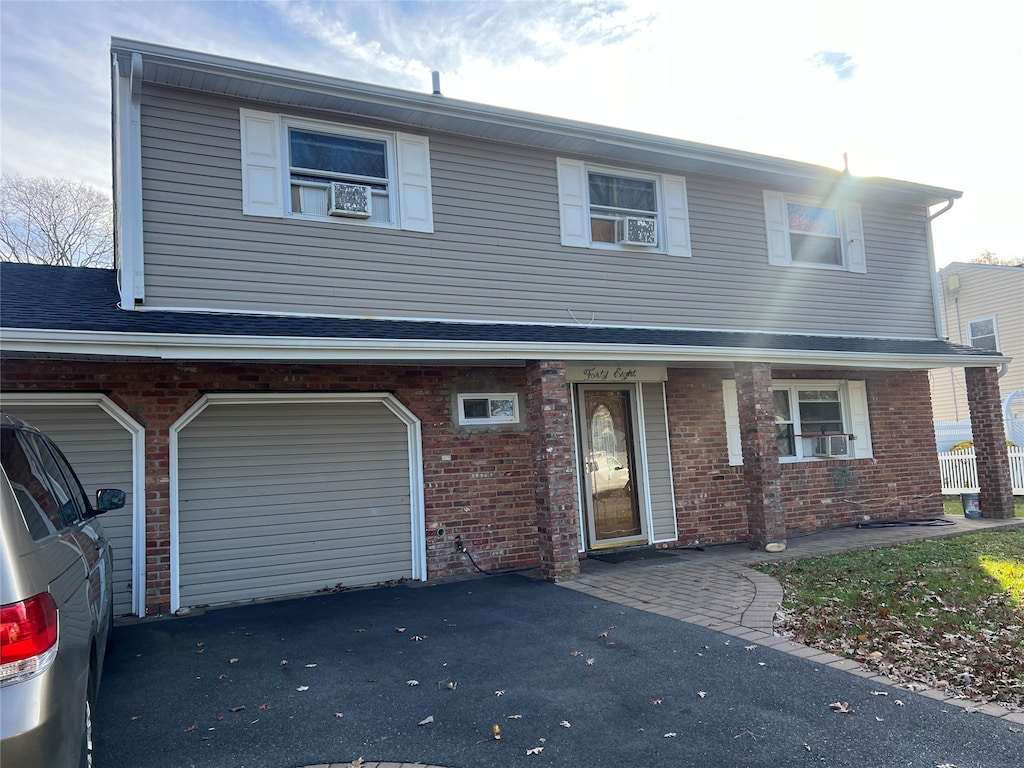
0 40 1016 618
930 262 1024 447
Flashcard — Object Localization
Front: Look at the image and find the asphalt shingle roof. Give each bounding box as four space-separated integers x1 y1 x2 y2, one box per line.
0 263 997 359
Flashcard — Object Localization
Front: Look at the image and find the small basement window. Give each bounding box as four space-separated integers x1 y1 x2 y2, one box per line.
457 393 520 425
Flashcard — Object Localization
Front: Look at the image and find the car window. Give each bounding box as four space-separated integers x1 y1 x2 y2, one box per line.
26 433 90 526
1 427 66 538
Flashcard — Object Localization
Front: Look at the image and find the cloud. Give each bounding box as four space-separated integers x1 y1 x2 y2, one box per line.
809 50 857 80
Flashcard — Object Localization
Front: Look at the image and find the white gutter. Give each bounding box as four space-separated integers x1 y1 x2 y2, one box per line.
0 328 1007 371
926 198 956 339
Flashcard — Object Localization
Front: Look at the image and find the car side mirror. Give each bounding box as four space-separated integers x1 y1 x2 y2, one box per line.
95 489 126 512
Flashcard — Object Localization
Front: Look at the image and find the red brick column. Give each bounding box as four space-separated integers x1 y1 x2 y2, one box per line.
965 367 1015 519
526 360 580 580
734 362 786 547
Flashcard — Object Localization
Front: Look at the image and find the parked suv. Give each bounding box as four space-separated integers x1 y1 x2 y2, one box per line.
0 413 124 767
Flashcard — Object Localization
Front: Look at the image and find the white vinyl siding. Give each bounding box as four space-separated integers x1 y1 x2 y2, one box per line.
2 404 138 617
722 379 873 464
139 87 939 337
175 401 413 609
641 382 678 542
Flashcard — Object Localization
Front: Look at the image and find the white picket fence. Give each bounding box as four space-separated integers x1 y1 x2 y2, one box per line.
939 448 1024 494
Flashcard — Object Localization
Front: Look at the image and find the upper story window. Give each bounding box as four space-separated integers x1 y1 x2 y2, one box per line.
239 108 433 233
556 158 692 257
967 316 999 350
288 128 393 224
763 190 866 273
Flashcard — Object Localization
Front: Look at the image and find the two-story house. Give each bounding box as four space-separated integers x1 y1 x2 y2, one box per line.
929 261 1024 447
0 39 1015 619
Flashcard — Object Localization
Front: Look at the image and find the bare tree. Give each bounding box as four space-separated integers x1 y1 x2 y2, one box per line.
1 174 114 267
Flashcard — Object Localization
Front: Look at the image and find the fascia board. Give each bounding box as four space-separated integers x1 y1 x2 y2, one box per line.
0 328 1007 370
109 38 960 206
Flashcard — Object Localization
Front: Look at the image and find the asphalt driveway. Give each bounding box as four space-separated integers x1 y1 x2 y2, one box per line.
96 574 1021 768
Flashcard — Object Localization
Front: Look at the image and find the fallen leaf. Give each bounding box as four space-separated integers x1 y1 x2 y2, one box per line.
334 712 344 718
395 627 406 633
130 716 141 721
870 691 889 696
876 716 884 722
495 690 505 696
196 642 205 648
803 743 811 752
1009 727 1022 733
507 714 523 719
586 658 595 666
354 628 366 633
258 703 271 711
217 674 228 680
526 747 544 755
412 635 427 641
407 680 420 687
559 720 571 728
664 732 677 738
828 701 854 714
279 660 289 667
757 662 766 666
229 658 239 664
305 663 317 668
184 724 197 732
229 706 246 713
570 650 583 657
744 645 758 651
697 691 708 698
894 700 905 707
349 759 365 768
418 715 434 726
446 681 458 690
296 686 309 692
650 699 663 705
492 724 502 740
597 632 608 638
195 648 206 654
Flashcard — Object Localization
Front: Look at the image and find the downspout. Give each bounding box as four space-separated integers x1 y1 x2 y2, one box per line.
926 198 956 339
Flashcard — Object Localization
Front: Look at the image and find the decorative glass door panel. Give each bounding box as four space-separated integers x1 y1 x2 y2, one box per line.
578 387 643 545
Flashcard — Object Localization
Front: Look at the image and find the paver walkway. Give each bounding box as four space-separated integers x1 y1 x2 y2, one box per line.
558 513 1024 724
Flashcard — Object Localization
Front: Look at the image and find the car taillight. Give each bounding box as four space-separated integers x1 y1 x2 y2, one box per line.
0 593 58 686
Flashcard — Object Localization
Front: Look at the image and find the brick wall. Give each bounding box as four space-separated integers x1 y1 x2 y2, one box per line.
2 360 539 612
965 366 1015 518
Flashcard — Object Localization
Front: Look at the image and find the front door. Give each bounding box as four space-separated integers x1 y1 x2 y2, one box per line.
577 385 645 548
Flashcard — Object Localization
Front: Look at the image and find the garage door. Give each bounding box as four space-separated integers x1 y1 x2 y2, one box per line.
176 399 416 609
1 400 139 617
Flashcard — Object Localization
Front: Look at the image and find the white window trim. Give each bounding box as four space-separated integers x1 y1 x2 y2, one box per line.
457 393 520 425
763 190 865 273
722 378 873 465
556 157 691 257
966 315 999 351
240 108 433 233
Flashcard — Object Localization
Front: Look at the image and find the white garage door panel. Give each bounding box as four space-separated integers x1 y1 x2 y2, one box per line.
177 401 413 608
1 405 136 617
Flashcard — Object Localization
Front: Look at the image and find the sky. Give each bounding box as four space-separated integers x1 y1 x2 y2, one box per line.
1 0 1021 267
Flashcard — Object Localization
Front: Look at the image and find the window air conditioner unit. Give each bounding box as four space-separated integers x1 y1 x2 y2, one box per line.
813 434 850 458
615 216 657 246
328 183 372 218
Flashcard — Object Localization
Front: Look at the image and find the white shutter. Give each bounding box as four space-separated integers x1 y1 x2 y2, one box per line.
763 190 791 266
843 380 873 459
396 133 434 233
239 109 284 218
722 380 744 466
662 175 692 257
844 202 866 273
556 158 590 248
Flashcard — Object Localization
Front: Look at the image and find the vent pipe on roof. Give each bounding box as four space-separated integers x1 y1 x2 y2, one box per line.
431 71 442 96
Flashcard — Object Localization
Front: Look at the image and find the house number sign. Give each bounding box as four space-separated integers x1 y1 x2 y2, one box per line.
565 365 668 383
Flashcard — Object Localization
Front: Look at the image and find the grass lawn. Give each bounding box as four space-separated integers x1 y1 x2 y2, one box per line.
941 495 1024 517
755 529 1024 708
